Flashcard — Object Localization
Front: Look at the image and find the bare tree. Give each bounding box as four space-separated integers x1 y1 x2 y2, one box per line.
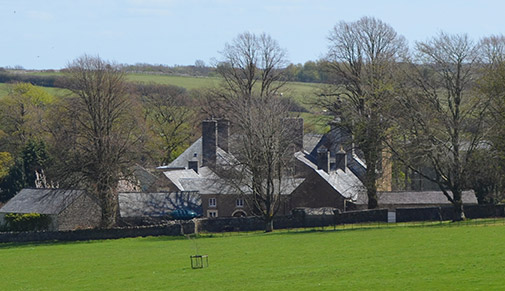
205 33 295 231
321 16 407 209
217 32 288 98
137 83 195 165
50 55 142 228
390 33 487 220
472 35 505 203
213 95 300 232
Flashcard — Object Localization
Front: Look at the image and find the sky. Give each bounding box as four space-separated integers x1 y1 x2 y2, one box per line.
1 0 505 70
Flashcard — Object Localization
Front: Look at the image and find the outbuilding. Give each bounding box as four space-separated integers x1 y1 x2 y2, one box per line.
0 188 101 231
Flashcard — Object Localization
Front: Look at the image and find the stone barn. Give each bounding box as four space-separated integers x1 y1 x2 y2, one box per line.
0 188 101 231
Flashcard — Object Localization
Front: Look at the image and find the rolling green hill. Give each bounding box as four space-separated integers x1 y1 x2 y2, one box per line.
1 71 322 105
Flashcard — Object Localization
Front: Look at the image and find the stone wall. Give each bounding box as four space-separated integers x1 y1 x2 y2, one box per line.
396 207 448 222
335 209 389 224
0 222 193 243
396 205 505 222
464 204 504 219
193 212 333 233
2 205 504 243
57 193 101 231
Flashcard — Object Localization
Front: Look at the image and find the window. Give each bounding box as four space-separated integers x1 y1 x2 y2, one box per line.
236 198 244 207
209 198 217 207
207 210 218 218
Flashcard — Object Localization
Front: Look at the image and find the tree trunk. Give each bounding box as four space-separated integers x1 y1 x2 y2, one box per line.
367 188 378 209
365 157 379 209
265 219 274 232
100 187 118 228
452 194 466 221
363 124 380 209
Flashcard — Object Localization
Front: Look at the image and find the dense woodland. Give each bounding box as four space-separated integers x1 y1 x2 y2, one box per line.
2 16 505 225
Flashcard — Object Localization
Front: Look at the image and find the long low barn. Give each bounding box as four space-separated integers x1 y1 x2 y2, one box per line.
0 188 101 231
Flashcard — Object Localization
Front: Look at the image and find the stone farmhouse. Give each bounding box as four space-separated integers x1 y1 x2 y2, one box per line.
0 188 101 231
155 117 478 218
159 118 365 218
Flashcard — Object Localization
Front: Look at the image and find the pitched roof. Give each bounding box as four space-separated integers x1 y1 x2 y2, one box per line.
179 178 240 195
177 176 305 195
354 190 478 206
303 133 324 154
166 137 203 169
118 192 201 217
295 151 363 200
163 169 201 191
0 188 89 215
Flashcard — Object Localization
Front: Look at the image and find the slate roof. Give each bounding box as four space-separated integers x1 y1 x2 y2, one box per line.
179 178 241 195
166 137 203 169
0 188 88 215
177 177 305 195
295 151 363 200
303 133 324 154
162 121 363 200
132 164 160 192
119 192 201 217
354 190 478 206
163 169 201 190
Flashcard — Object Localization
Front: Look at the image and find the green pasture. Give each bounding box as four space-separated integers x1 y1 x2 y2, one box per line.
0 83 69 99
1 221 504 290
3 71 321 105
126 74 321 105
0 83 9 97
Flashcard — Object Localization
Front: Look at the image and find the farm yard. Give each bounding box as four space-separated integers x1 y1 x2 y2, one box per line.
1 221 504 290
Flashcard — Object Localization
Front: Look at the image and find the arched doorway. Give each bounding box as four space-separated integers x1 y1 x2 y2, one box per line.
232 210 247 217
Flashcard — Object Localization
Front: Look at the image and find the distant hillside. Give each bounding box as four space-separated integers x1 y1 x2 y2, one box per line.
0 71 322 107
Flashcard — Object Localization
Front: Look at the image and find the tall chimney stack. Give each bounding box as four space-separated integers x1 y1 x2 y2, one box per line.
335 146 347 172
217 118 230 153
317 146 330 173
202 120 217 167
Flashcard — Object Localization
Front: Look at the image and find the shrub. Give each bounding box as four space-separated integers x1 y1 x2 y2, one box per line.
4 213 52 231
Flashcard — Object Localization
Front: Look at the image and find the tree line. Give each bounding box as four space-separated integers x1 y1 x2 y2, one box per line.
0 60 331 85
320 17 505 220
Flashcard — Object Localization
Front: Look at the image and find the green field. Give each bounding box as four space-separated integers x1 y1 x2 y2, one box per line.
125 74 321 106
0 83 9 97
1 71 321 106
1 222 504 290
0 83 69 99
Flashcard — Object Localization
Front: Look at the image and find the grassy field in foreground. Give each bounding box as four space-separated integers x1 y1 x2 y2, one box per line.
1 223 504 290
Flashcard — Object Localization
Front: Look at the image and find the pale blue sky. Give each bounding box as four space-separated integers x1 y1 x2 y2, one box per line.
1 0 505 69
